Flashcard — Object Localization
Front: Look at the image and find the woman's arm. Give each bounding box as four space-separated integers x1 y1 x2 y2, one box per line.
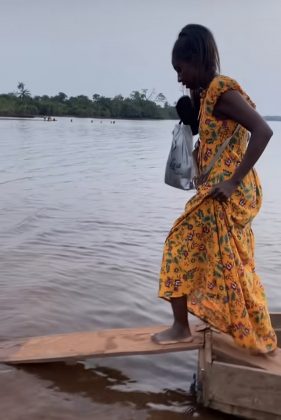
209 90 273 201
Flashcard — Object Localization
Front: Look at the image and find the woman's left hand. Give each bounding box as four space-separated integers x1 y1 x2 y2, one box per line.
208 179 238 202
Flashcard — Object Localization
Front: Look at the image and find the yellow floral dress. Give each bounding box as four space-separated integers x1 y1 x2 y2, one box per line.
159 75 277 353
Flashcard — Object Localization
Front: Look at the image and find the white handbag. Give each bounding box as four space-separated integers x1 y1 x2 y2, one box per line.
164 123 195 190
165 123 241 190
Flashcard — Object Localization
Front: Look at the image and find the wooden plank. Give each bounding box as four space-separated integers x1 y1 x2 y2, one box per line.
208 400 281 420
0 325 204 364
212 330 281 373
270 312 281 330
204 330 212 365
197 330 213 405
274 329 281 347
197 348 205 404
207 361 281 418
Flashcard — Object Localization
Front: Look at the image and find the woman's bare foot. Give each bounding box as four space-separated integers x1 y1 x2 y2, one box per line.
151 322 193 345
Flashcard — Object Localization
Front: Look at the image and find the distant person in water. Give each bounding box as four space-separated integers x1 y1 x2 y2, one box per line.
152 24 277 354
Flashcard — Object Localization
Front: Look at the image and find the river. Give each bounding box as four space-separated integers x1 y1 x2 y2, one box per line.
0 117 280 419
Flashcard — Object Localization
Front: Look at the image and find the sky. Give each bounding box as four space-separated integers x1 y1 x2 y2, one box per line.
0 0 280 114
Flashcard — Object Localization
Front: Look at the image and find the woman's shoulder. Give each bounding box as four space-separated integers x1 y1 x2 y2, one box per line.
204 74 253 108
212 74 240 84
207 74 242 98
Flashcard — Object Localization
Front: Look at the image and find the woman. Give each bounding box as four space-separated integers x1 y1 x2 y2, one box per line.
152 24 277 353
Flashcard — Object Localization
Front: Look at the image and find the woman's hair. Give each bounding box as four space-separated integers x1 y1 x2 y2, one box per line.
172 24 220 78
173 24 220 122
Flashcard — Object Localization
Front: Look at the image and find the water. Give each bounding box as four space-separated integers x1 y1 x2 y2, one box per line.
0 117 280 419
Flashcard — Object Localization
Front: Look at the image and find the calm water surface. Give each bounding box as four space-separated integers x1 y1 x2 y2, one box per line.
0 118 280 419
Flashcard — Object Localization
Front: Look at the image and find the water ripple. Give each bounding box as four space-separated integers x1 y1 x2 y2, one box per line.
0 117 280 419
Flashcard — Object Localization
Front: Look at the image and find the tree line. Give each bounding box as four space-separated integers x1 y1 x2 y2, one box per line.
0 83 177 120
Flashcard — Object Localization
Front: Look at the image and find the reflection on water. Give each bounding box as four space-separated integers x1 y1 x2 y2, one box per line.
1 361 233 420
0 118 280 419
19 362 195 412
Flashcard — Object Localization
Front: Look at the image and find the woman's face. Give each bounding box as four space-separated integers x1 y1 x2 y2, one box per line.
172 57 199 89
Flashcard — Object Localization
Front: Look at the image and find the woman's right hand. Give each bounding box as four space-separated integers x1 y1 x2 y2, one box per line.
208 179 238 202
193 173 209 190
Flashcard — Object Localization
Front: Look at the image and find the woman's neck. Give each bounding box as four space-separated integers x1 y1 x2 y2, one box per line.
200 72 218 89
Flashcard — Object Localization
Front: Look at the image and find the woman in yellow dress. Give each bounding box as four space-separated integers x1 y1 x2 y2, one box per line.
152 24 277 353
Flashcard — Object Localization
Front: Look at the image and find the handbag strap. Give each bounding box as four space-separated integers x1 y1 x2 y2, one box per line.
201 124 241 176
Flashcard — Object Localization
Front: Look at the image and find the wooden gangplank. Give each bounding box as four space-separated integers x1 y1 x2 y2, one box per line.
0 324 204 364
1 321 281 371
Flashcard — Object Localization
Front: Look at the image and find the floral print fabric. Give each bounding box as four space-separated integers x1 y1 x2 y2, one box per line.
159 75 277 353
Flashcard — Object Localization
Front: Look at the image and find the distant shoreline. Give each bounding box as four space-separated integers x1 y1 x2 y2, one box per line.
0 88 177 120
1 85 280 121
264 116 281 121
1 115 281 122
0 115 177 121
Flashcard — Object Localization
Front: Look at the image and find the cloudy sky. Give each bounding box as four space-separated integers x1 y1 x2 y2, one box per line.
0 0 280 113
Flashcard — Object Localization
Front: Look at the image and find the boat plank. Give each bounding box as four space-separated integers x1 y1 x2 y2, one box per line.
0 325 204 364
208 400 281 420
212 330 281 373
207 361 281 418
270 313 281 330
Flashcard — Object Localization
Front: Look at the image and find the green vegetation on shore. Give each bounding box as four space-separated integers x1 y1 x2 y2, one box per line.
0 83 177 120
2 83 279 122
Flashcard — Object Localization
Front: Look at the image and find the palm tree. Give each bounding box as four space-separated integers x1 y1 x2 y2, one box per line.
17 82 31 101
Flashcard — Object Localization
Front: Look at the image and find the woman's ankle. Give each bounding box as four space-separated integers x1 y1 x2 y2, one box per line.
173 321 191 332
